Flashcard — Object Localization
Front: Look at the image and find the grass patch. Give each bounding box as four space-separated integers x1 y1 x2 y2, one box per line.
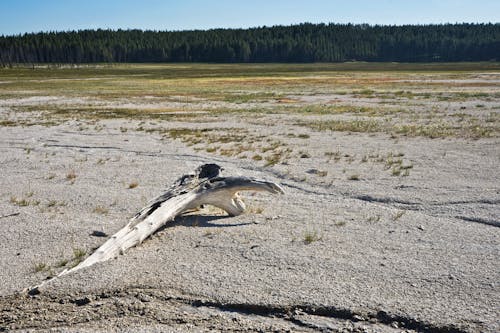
93 206 109 215
34 263 48 273
73 248 87 263
66 170 77 181
128 181 139 189
393 210 406 221
298 119 381 133
303 230 322 244
10 195 40 207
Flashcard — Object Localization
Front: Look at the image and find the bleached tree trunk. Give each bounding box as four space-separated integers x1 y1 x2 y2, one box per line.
28 164 283 294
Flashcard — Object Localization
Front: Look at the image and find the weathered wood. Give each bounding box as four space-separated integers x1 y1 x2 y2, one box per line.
28 164 283 294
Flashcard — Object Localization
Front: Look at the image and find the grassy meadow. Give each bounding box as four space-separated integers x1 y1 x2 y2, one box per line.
1 62 499 147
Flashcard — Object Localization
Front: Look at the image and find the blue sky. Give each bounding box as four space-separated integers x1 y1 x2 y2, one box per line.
1 0 499 35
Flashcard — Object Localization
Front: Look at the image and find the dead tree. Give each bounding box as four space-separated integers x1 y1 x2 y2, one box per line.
28 164 283 294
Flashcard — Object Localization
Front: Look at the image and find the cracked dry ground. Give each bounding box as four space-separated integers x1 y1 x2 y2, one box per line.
0 114 498 332
0 66 499 332
0 287 458 332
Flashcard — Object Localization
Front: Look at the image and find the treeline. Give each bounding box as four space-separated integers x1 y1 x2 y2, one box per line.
0 23 499 65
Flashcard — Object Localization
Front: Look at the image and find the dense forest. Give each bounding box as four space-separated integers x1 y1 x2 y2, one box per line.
0 23 498 65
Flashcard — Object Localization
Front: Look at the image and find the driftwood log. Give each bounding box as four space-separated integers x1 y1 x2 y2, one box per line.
28 164 283 294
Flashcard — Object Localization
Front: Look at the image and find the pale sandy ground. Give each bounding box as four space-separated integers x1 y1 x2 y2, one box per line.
0 90 499 332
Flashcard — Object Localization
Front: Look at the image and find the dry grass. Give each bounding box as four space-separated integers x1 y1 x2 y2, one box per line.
93 206 109 215
128 181 139 189
303 230 322 244
1 63 497 148
66 170 77 181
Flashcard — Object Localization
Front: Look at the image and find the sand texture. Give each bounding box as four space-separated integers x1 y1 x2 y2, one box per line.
0 64 498 332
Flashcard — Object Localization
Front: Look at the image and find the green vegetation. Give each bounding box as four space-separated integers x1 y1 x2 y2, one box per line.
73 248 86 262
34 263 48 273
1 23 499 65
10 194 40 207
303 230 322 244
0 63 498 152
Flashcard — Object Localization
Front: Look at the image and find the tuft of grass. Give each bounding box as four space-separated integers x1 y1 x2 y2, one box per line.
264 153 282 167
128 181 139 189
66 170 77 181
304 230 322 244
34 262 48 272
73 248 86 263
391 167 401 176
316 170 328 177
10 196 29 206
93 206 109 215
247 206 264 214
56 259 69 268
393 210 406 221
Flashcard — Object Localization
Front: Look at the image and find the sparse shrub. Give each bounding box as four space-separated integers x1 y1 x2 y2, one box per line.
73 248 86 263
57 259 69 267
66 170 77 181
10 196 29 206
93 206 109 214
264 153 282 166
34 263 48 272
393 210 406 220
304 230 321 244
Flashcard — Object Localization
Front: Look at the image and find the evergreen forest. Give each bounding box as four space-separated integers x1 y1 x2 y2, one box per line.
0 23 498 65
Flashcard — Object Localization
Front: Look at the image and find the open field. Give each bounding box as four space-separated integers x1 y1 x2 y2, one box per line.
0 63 499 332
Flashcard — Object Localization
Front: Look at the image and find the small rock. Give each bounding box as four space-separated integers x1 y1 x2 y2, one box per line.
137 293 152 303
417 225 425 231
90 230 108 237
352 314 365 321
73 296 92 306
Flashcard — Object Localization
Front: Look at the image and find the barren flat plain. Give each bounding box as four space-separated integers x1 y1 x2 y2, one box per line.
0 63 499 332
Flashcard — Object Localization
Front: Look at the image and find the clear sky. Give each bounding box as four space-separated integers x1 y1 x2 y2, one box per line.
1 0 499 36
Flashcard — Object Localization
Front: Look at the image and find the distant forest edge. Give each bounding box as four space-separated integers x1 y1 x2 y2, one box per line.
0 23 499 65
